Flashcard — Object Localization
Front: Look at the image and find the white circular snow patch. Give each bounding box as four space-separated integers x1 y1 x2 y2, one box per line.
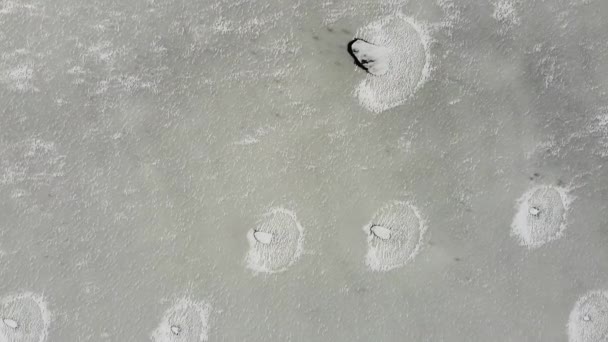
246 207 304 274
511 186 571 249
363 201 427 271
0 292 51 342
151 298 211 342
354 14 431 113
568 290 608 342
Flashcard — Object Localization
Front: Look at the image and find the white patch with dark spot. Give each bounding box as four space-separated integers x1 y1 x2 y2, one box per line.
364 201 427 271
354 14 431 113
0 292 51 342
370 225 391 240
151 298 211 342
568 290 608 342
246 207 304 274
350 40 390 76
511 186 572 249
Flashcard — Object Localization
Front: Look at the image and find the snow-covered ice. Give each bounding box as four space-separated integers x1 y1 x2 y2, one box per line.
0 0 607 340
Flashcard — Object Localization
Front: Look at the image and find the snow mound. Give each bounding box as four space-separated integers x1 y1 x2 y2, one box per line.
511 186 572 249
354 14 431 113
568 290 608 342
151 298 211 342
364 201 427 271
246 207 304 274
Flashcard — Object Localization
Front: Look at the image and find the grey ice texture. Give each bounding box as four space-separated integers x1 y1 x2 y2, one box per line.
1 0 608 341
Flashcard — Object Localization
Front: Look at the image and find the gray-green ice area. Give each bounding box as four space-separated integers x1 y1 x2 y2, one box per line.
1 0 608 341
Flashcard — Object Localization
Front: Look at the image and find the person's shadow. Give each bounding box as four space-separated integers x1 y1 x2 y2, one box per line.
347 38 371 73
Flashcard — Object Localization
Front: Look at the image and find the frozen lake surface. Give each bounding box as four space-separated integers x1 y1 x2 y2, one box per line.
1 0 608 341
